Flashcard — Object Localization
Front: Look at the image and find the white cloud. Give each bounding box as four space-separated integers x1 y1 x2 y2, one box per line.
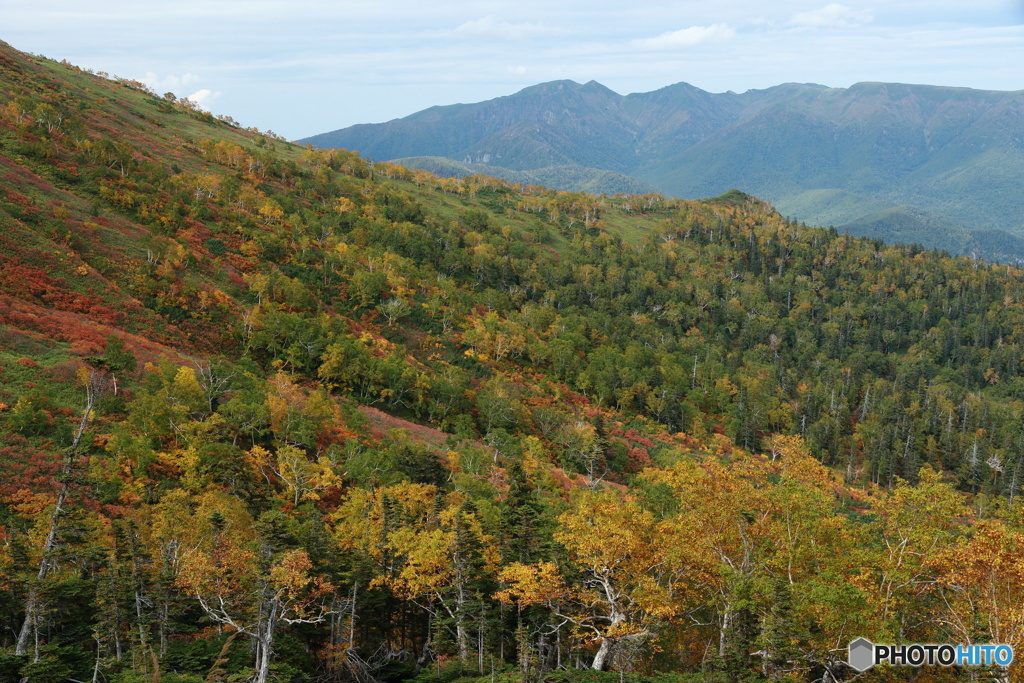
142 71 202 96
185 89 222 110
788 4 873 29
507 65 528 75
454 16 554 40
633 24 736 50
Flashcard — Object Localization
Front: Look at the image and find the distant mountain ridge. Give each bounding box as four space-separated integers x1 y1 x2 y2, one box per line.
302 79 1024 260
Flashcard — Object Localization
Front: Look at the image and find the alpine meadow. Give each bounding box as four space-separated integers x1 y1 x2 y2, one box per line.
4 38 1024 683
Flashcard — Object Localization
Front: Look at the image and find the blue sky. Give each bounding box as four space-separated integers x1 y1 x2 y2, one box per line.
3 1 1023 140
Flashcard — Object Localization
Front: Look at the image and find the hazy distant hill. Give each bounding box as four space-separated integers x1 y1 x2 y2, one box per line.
303 80 1024 260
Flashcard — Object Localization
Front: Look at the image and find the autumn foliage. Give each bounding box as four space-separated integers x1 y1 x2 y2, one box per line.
3 38 1024 683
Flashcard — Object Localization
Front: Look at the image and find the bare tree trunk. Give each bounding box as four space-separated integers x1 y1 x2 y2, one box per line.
91 638 102 683
254 633 274 683
592 609 627 671
252 603 279 683
128 525 151 652
456 617 469 666
159 602 169 656
592 637 614 671
16 374 101 655
16 481 69 655
719 605 733 659
135 588 148 649
349 583 357 646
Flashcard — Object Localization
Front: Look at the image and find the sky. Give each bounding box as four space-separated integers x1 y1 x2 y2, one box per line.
3 1 1024 140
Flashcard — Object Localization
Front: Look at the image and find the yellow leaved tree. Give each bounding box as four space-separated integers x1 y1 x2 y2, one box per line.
643 436 870 680
499 488 675 671
334 483 500 668
929 519 1024 683
864 466 969 640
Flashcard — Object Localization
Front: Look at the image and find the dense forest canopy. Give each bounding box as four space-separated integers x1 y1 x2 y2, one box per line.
1 41 1024 683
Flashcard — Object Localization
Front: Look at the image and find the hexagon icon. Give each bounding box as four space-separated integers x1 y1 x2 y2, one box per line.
849 638 875 672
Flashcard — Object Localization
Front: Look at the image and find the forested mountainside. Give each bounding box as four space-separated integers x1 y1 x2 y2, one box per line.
3 40 1024 683
302 79 1024 261
386 156 662 197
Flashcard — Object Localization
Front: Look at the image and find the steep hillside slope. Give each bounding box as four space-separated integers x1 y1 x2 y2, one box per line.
5 37 1024 527
391 155 662 195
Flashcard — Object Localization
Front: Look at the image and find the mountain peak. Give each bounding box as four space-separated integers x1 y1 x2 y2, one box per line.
579 80 619 96
514 79 584 95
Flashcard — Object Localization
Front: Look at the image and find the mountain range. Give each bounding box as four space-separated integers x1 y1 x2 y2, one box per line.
302 79 1024 261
